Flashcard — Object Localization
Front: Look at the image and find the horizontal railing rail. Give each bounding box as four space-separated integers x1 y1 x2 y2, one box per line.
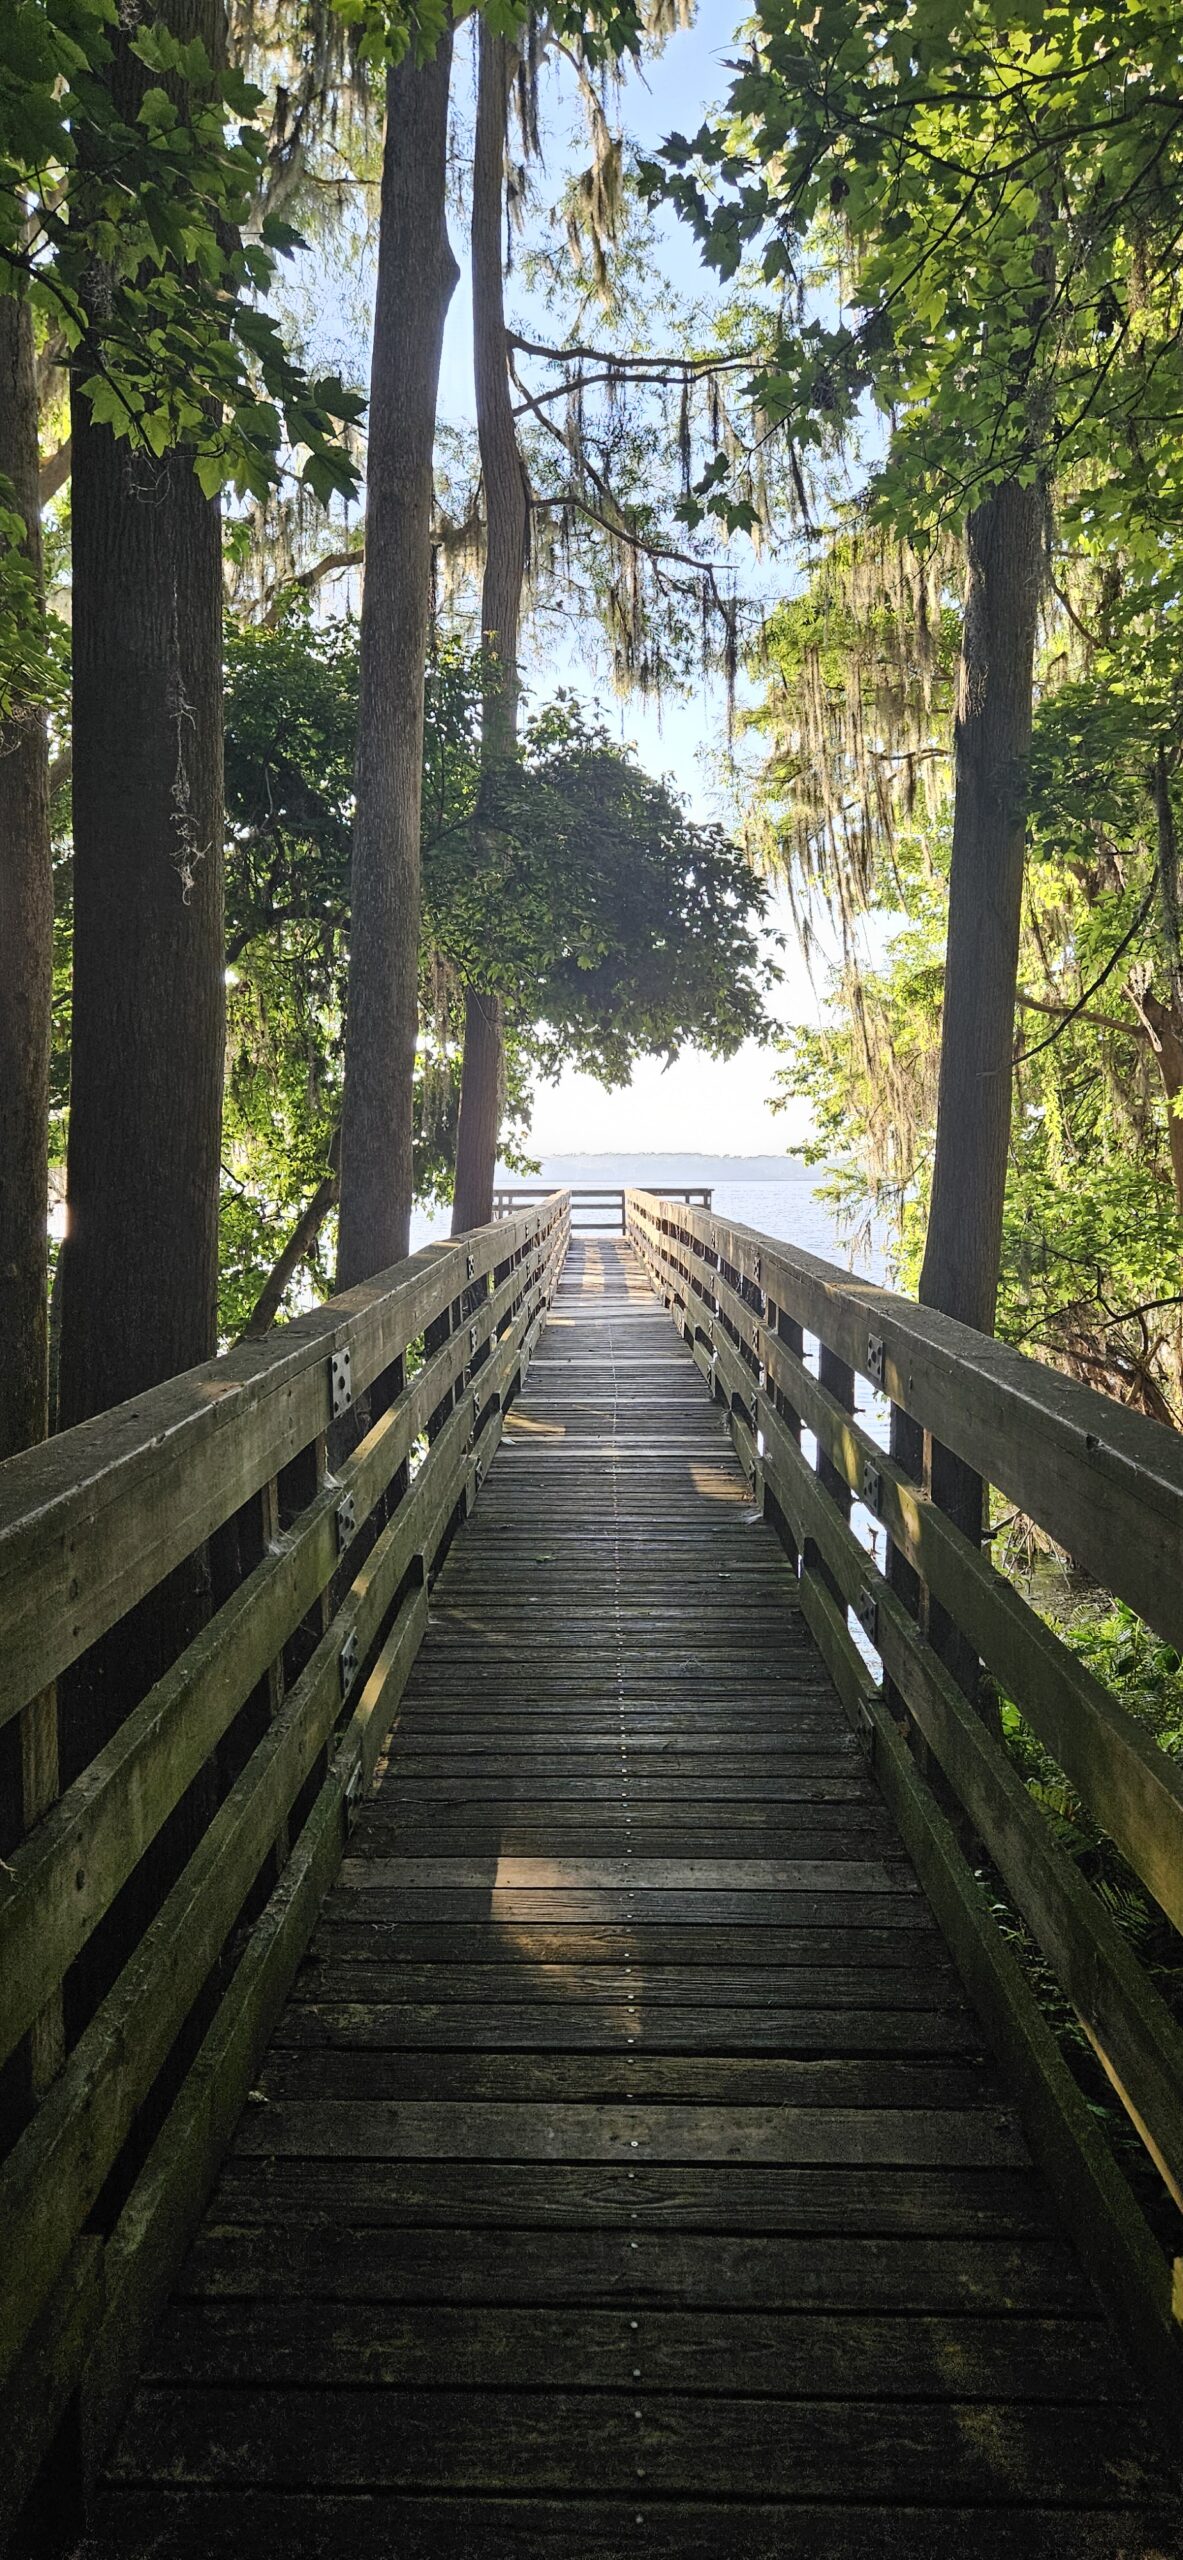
493 1185 712 1233
625 1187 1183 2421
0 1192 570 2534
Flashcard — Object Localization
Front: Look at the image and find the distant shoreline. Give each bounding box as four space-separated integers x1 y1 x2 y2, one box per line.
501 1152 816 1183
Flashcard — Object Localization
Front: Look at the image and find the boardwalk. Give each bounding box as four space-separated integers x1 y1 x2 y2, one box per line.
90 1238 1175 2558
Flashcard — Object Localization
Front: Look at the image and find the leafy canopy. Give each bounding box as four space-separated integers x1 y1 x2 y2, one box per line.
647 0 1183 549
2 2 365 502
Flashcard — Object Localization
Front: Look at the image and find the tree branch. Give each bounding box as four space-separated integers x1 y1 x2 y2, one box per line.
39 438 71 506
261 547 363 627
1016 989 1140 1038
1011 879 1157 1063
238 1130 340 1339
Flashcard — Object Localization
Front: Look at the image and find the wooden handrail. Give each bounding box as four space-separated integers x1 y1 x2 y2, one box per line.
0 1194 571 2530
625 1187 1183 2421
625 1191 1183 1652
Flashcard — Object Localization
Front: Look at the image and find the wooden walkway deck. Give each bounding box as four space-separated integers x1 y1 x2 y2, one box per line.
89 1239 1177 2558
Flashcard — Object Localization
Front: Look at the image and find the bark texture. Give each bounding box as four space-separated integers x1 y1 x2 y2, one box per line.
919 475 1045 1339
55 0 226 1946
0 288 53 1463
451 23 530 1237
917 475 1043 1714
336 36 458 1290
452 987 505 1234
57 0 226 1430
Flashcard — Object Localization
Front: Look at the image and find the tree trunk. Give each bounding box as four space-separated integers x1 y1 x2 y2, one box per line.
919 475 1045 1338
0 286 53 1464
912 474 1044 1712
452 988 505 1232
0 283 58 2094
451 23 530 1237
57 0 226 1430
1130 984 1183 1217
335 35 458 1290
55 0 227 1937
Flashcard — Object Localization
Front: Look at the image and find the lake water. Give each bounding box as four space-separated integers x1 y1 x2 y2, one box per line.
410 1161 887 1284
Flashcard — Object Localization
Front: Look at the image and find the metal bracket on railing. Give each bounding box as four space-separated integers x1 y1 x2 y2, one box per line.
469 1322 479 1357
340 1630 359 1694
336 1490 357 1551
330 1346 353 1417
749 1389 759 1432
861 1461 882 1515
344 1757 363 1822
866 1334 885 1386
466 1249 476 1281
856 1585 879 1645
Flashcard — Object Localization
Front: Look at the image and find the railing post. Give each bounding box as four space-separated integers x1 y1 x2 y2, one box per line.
768 1299 804 1570
885 1406 926 1729
927 1435 995 1726
0 1686 65 2137
810 1343 854 1605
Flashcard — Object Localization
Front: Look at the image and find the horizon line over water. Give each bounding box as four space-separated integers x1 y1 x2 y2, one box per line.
410 1153 886 1285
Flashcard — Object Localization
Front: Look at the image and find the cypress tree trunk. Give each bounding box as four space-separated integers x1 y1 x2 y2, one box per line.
0 284 58 2046
0 286 53 1464
452 988 505 1232
336 34 458 1289
57 0 226 1429
919 476 1045 1341
910 475 1044 1697
55 0 226 1925
451 23 529 1237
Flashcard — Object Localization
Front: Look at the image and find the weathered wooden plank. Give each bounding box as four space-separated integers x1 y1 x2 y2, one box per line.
90 2489 1183 2560
257 2051 994 2108
206 2156 1057 2237
338 1856 919 1890
141 2300 1125 2399
355 1827 902 1863
106 2385 1164 2504
289 1961 961 2008
269 2000 975 2056
229 2096 1027 2169
359 1797 890 1828
311 1917 950 1966
321 1886 971 1926
177 2222 1078 2312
